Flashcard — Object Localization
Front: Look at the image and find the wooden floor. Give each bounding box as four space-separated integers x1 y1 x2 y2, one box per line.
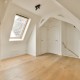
0 53 80 80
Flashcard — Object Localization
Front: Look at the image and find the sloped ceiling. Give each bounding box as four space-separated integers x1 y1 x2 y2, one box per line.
12 0 80 31
57 0 80 19
0 0 10 3
12 0 63 17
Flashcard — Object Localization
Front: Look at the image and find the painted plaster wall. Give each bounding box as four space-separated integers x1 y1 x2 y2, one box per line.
62 22 80 58
1 2 40 59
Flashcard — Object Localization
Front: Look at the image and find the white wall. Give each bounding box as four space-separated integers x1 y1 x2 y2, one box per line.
62 22 80 58
0 0 9 22
1 2 41 59
1 1 80 59
26 25 36 56
37 18 80 59
0 0 9 59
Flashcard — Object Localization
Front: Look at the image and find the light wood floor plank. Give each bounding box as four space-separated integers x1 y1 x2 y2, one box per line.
0 53 80 80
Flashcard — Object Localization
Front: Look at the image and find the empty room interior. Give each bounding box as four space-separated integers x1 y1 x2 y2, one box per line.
0 0 80 80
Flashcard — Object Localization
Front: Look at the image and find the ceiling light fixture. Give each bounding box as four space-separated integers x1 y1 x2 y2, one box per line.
58 14 64 17
35 4 41 10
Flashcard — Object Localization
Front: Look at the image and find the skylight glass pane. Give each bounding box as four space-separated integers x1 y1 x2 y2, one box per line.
9 14 31 41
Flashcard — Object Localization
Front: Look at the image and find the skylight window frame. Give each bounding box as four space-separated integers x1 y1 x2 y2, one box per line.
9 14 31 41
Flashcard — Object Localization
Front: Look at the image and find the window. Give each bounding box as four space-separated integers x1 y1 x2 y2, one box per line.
9 14 31 41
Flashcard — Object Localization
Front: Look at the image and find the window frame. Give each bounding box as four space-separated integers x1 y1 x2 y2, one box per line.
9 14 31 41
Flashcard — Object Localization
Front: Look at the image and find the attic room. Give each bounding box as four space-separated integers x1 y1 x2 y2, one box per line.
0 0 80 80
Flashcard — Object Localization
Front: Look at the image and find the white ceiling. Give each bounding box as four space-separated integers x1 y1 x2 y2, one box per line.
12 0 80 31
12 0 60 17
41 18 60 28
57 0 80 19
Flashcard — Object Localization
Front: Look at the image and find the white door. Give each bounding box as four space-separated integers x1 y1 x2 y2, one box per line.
40 27 47 54
47 26 61 55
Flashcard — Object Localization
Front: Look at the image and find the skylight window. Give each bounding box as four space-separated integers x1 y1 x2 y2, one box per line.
9 14 31 41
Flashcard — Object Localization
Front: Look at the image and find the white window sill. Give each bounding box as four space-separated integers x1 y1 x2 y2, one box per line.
9 39 23 41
